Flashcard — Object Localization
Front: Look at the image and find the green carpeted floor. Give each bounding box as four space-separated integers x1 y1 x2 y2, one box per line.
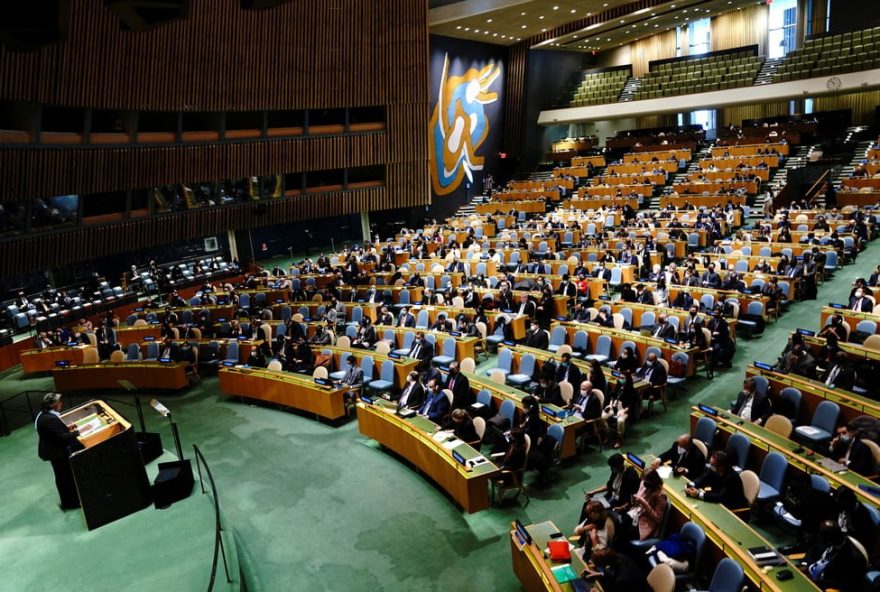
0 239 874 592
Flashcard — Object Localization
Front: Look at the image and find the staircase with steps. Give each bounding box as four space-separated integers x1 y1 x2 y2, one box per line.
618 77 641 102
651 144 713 208
753 57 783 85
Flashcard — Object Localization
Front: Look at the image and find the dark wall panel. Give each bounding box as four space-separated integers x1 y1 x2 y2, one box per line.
0 0 429 111
0 134 390 200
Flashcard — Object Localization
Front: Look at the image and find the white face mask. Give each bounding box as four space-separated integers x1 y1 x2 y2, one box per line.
676 446 687 455
580 390 589 397
855 290 864 298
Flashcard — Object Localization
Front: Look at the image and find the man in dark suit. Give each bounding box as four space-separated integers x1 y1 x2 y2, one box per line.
397 371 425 410
700 263 721 288
556 352 582 387
672 289 694 310
444 361 472 409
850 289 874 312
419 379 450 423
652 434 705 479
557 274 578 299
36 393 84 509
515 294 536 318
430 313 453 333
822 352 856 391
685 451 747 509
649 314 676 339
830 422 876 477
534 376 564 407
593 263 612 282
407 332 434 371
525 322 549 349
396 307 416 328
572 380 602 421
635 352 667 403
377 306 394 326
731 377 771 425
635 284 654 305
445 258 465 274
159 336 180 361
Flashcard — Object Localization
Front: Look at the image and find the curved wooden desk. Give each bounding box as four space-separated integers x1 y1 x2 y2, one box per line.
356 399 498 513
52 362 189 391
218 366 349 420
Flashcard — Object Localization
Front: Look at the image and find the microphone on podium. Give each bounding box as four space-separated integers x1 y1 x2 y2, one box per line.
150 399 171 418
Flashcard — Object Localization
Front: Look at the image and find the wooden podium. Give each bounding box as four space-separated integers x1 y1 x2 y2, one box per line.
61 399 153 530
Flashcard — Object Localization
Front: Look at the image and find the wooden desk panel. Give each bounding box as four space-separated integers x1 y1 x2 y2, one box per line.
375 325 477 362
690 406 879 508
20 345 90 374
52 362 189 391
218 367 347 420
357 401 498 513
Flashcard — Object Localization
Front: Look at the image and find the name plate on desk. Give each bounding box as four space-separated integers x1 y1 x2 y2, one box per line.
513 519 533 545
796 328 816 337
541 405 558 418
626 452 646 469
159 358 173 363
753 361 774 371
451 449 467 467
360 394 374 405
449 331 462 337
698 403 718 416
828 302 846 309
314 377 333 387
222 361 236 367
388 352 402 360
144 336 155 341
55 360 71 368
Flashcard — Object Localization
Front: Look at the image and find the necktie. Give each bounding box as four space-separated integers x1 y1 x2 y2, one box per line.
448 376 455 390
654 325 662 337
411 343 421 358
827 366 840 385
853 300 860 312
400 384 412 406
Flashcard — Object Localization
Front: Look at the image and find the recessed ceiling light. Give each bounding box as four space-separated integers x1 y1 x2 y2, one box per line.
493 33 497 36
474 28 480 32
542 28 547 32
571 8 576 13
520 11 526 16
521 24 527 28
553 5 559 9
573 35 578 38
606 37 611 40
620 19 625 23
654 24 659 27
539 15 544 19
456 25 461 29
486 18 492 23
484 30 489 34
464 27 470 30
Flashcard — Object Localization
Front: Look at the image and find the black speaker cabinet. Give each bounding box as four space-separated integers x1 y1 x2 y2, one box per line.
62 400 152 530
152 459 194 509
136 431 163 464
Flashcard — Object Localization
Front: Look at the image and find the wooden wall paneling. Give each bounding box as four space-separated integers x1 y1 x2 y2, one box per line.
503 42 528 158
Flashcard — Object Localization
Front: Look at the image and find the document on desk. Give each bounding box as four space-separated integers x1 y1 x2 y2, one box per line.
442 438 463 450
432 430 454 442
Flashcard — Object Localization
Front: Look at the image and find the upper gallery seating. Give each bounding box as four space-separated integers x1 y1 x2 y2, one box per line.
634 48 763 100
568 68 630 107
773 26 880 82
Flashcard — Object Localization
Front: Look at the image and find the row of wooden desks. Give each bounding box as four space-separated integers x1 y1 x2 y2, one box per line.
550 321 700 377
462 371 586 460
52 361 190 392
513 459 819 592
21 344 90 373
745 364 880 424
218 366 349 420
819 305 880 335
690 405 880 508
356 399 499 513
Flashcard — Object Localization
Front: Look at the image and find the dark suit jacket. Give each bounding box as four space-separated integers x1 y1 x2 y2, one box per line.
574 391 602 420
421 391 450 423
408 339 434 361
604 466 641 507
397 382 425 409
536 381 564 407
650 323 676 339
430 320 453 332
692 468 747 509
516 301 536 317
673 293 694 309
445 372 472 409
397 313 415 327
556 363 582 387
823 364 856 391
731 390 771 422
37 411 82 462
636 361 667 386
658 442 705 478
525 329 549 350
637 291 654 305
850 297 874 313
832 438 876 476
